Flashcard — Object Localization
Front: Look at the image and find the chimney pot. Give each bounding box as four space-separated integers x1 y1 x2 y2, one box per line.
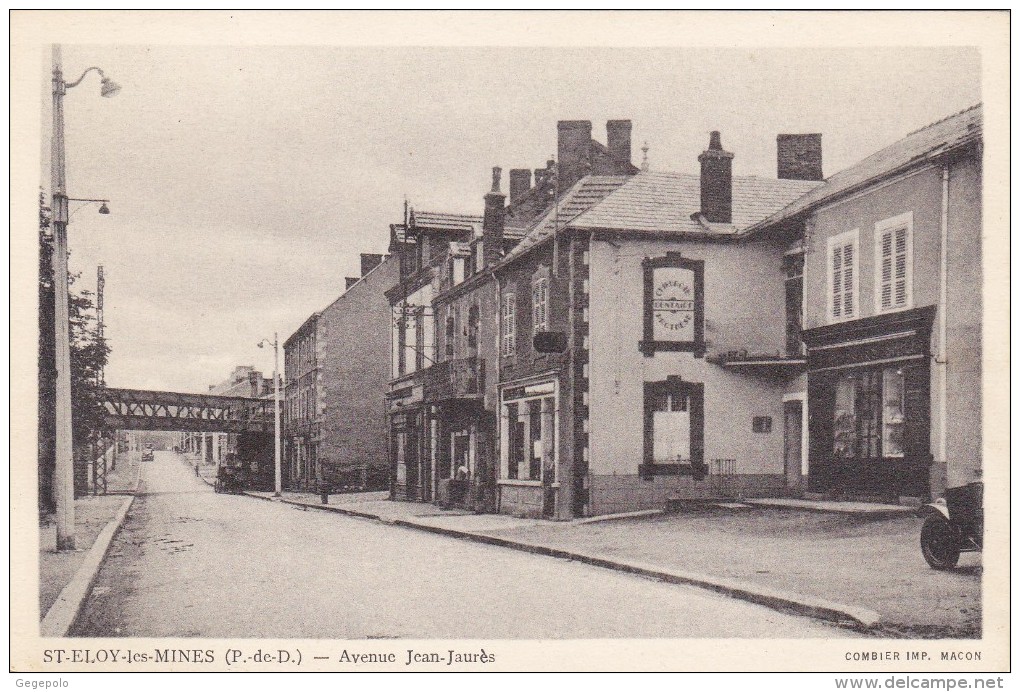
557 120 593 191
359 253 384 276
482 168 507 267
606 119 633 173
698 131 734 224
509 169 532 203
777 133 823 181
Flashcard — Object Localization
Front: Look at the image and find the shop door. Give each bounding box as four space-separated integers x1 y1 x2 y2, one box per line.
783 400 803 493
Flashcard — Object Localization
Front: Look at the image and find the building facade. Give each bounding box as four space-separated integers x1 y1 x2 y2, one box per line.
493 129 820 518
316 253 396 491
283 313 319 490
751 104 982 501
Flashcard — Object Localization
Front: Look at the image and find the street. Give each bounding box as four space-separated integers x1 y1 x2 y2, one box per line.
71 451 847 638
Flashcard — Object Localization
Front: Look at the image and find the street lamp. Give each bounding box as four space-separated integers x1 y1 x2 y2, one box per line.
49 45 119 550
258 333 282 497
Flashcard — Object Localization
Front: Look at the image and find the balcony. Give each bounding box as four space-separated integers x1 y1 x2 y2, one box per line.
424 357 485 403
706 349 806 376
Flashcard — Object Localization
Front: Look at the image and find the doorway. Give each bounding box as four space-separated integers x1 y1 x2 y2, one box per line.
783 399 803 494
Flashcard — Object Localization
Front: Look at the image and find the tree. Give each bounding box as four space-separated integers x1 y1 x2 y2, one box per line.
38 192 111 510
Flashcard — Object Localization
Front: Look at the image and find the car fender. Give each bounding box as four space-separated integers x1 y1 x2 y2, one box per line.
916 498 950 522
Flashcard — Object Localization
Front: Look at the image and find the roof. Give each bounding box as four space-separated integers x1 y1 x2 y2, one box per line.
410 210 483 235
569 172 820 236
283 311 320 349
500 175 633 264
748 104 982 232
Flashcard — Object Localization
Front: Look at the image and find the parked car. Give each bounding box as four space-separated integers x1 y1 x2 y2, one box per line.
142 444 154 462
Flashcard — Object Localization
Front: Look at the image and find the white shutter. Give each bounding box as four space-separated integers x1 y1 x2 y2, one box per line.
532 278 548 333
874 213 913 313
828 230 859 322
503 294 516 356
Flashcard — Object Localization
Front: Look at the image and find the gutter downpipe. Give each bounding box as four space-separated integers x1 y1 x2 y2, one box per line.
937 163 949 492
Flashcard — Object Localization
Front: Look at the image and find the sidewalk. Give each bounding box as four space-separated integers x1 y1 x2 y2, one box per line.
39 450 139 628
247 490 980 638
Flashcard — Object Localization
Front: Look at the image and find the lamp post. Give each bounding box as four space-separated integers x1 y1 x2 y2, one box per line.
258 333 282 497
50 45 120 550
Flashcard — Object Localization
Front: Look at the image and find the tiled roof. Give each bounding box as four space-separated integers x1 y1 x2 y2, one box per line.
390 223 413 245
500 176 633 264
411 210 483 235
569 172 820 235
748 104 982 232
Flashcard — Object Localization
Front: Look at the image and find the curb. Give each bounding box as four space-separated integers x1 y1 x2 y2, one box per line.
741 499 913 519
240 492 880 631
41 495 135 637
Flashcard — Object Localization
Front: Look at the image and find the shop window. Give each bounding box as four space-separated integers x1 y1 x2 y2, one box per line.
640 253 705 357
827 229 859 322
833 366 904 459
874 212 913 313
502 293 516 357
502 389 556 482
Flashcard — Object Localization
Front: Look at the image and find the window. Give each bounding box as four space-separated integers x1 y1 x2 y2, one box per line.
467 304 479 350
414 308 425 371
827 229 859 322
445 312 455 358
502 293 516 356
784 251 804 356
502 392 555 481
874 212 913 313
532 277 549 333
640 253 705 357
833 366 904 459
642 378 705 477
752 416 773 434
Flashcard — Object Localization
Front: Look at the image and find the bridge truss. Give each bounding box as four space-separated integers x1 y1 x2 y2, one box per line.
100 388 275 433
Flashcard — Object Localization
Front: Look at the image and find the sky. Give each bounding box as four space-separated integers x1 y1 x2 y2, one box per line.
39 44 981 393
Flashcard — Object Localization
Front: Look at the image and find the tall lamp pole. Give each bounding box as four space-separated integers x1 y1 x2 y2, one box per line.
50 45 120 550
258 333 282 497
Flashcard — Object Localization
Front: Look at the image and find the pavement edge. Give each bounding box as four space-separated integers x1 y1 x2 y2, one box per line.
40 495 135 638
243 492 881 631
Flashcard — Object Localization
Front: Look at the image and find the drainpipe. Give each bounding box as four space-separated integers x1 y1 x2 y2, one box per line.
937 164 949 490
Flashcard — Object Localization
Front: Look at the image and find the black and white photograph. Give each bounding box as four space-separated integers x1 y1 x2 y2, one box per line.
11 10 1009 676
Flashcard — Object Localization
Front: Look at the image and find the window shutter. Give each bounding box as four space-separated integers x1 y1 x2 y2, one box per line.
894 227 908 307
880 230 894 310
832 246 843 317
533 278 548 332
503 294 516 356
842 242 854 316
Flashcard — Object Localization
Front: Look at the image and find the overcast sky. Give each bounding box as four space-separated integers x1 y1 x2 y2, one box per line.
41 45 980 393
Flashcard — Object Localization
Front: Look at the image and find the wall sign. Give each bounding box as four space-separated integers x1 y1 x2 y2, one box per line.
641 253 705 357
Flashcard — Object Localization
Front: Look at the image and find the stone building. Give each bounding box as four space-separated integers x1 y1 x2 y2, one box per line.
283 313 319 490
750 104 983 501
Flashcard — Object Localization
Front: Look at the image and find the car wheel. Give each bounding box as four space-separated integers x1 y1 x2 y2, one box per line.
921 516 960 569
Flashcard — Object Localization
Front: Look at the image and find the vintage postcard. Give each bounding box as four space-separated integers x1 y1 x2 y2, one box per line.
10 10 1010 675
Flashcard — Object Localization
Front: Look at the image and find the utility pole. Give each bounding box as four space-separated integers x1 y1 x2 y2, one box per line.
49 45 120 549
96 265 105 385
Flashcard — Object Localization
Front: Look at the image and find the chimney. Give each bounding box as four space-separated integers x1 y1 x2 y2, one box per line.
482 166 506 267
777 133 823 181
509 169 532 203
345 277 359 290
606 120 633 173
698 131 734 223
360 253 383 276
557 120 592 191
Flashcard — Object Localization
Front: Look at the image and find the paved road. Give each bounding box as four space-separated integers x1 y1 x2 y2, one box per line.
72 451 845 638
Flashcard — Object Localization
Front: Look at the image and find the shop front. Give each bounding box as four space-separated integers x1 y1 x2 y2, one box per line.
498 377 559 519
803 306 936 500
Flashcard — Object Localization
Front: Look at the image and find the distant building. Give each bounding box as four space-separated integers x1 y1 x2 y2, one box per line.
283 313 319 490
316 253 397 491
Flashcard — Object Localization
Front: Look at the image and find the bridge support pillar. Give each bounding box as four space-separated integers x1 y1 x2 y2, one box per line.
200 432 207 464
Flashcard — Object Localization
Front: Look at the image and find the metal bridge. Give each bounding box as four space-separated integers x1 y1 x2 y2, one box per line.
100 387 274 433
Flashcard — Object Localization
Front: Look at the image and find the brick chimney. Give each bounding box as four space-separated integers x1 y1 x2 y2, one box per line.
557 120 592 191
509 169 532 203
606 120 632 174
482 166 506 267
360 253 383 276
345 277 359 290
777 134 823 181
698 131 734 223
